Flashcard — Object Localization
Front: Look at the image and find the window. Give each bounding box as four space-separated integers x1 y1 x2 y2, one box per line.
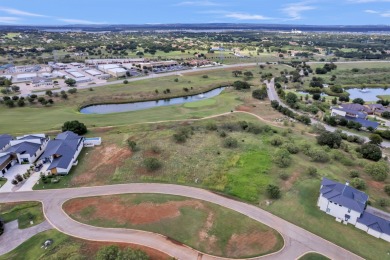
339 204 342 207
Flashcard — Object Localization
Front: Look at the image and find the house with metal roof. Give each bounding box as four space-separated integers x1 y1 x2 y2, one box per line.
331 106 367 119
40 131 84 175
356 212 390 242
0 134 13 152
317 177 369 225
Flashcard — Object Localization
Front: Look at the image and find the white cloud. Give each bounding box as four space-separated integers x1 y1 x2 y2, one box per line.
57 18 104 24
348 0 390 3
282 2 316 20
364 9 390 17
0 16 20 23
225 12 272 20
175 1 221 6
0 7 47 17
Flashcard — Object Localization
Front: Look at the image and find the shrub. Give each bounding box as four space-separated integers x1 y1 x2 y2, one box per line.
267 184 281 199
223 137 238 148
151 146 161 154
384 185 390 196
349 170 360 178
316 131 342 148
15 174 23 182
308 148 330 163
351 178 366 190
123 80 129 84
378 198 388 208
173 133 187 143
252 87 268 100
143 158 162 171
127 140 137 151
306 166 318 177
202 75 208 78
174 78 179 82
205 122 217 131
219 131 227 138
369 134 383 145
273 149 292 168
270 136 284 146
68 88 77 94
365 161 389 181
358 143 382 161
11 179 18 185
279 172 290 180
284 143 300 154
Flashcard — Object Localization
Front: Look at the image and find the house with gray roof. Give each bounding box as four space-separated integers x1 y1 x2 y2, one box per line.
40 131 84 175
317 177 368 225
0 134 13 152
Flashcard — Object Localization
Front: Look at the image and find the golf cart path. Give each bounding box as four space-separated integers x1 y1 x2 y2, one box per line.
0 183 362 260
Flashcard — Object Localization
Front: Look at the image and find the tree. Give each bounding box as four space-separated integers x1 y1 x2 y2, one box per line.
243 71 253 79
369 134 383 145
267 184 281 199
316 131 342 148
273 149 291 168
4 100 14 108
385 185 390 196
62 120 87 135
143 158 162 171
252 87 268 100
352 98 364 105
96 245 120 260
351 178 366 190
64 78 76 87
285 92 298 107
68 88 77 94
381 111 390 119
118 248 149 260
127 140 137 151
17 99 25 107
232 70 242 77
233 81 250 90
123 80 129 84
312 93 321 100
365 161 389 181
358 143 382 161
306 166 318 177
45 90 53 97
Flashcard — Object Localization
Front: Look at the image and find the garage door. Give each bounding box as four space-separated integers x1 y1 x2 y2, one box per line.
5 162 11 170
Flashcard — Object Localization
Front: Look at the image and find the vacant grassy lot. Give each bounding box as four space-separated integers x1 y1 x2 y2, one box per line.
299 252 330 260
0 202 44 229
0 229 169 260
64 193 283 258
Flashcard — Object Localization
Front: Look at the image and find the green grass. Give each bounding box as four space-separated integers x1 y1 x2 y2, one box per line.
0 202 44 229
64 193 284 258
183 98 216 108
0 177 6 187
299 252 330 260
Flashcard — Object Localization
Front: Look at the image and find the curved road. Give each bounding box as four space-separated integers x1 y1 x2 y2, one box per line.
0 184 362 260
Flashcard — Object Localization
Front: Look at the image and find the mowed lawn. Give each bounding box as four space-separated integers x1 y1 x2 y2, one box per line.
0 202 44 229
0 64 290 134
63 193 284 258
299 252 330 260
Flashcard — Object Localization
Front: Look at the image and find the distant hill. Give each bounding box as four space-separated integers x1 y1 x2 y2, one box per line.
0 23 389 33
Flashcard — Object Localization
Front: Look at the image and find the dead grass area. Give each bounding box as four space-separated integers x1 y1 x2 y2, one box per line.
282 171 300 190
70 144 132 186
226 231 278 258
77 239 170 260
64 197 204 225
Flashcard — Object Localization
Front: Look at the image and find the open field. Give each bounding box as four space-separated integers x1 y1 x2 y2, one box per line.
0 202 44 229
63 193 284 258
0 229 169 260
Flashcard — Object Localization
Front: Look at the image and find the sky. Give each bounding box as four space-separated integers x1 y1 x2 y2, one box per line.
0 0 389 26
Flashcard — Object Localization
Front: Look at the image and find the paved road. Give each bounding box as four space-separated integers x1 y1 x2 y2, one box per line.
0 184 362 260
0 220 52 255
265 78 390 148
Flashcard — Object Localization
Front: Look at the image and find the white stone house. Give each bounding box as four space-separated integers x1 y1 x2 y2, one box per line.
317 177 368 225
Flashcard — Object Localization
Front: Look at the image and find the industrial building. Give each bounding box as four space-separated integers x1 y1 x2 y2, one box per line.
85 69 101 76
98 64 127 77
16 73 37 82
66 69 85 78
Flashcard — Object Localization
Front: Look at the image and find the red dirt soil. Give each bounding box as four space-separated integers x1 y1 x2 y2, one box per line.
226 231 278 258
71 144 132 186
64 197 204 225
77 239 170 260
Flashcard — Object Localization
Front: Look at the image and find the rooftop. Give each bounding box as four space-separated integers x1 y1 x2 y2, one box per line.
357 212 390 236
320 177 369 214
0 134 13 149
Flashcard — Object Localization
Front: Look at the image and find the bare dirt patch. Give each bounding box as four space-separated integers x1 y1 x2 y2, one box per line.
226 231 277 258
283 171 300 190
367 180 385 190
77 239 170 260
71 144 132 186
64 197 204 225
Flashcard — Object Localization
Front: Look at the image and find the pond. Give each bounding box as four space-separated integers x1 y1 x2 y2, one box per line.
346 88 390 102
297 91 328 96
80 87 225 114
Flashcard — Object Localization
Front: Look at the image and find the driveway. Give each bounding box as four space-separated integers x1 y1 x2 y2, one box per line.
17 164 48 192
0 220 52 255
0 184 363 260
0 164 31 193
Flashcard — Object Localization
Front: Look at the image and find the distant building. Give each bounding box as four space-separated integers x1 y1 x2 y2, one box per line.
16 73 37 82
